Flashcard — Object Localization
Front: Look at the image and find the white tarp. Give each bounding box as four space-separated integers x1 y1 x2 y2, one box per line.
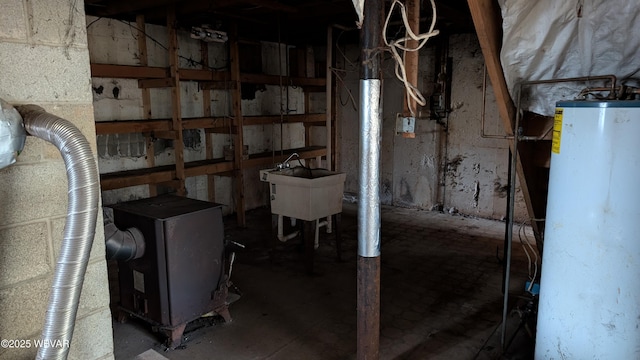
499 0 640 116
352 0 365 27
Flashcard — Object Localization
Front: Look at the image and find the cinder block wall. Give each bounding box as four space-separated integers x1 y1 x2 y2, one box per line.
338 34 528 221
0 1 114 359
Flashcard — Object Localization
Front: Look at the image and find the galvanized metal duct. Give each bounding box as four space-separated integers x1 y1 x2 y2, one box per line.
17 105 99 360
104 210 145 261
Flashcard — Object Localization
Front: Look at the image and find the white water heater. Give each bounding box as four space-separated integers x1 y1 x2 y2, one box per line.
535 100 640 359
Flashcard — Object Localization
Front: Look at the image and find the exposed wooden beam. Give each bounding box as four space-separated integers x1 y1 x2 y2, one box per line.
91 0 179 17
467 0 515 130
468 0 546 238
167 7 186 195
137 14 157 196
143 0 261 23
437 3 474 31
402 0 420 117
230 23 246 226
326 25 333 170
244 0 297 13
201 41 217 203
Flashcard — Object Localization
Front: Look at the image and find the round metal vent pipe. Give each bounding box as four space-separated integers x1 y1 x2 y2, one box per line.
17 105 99 360
104 209 145 261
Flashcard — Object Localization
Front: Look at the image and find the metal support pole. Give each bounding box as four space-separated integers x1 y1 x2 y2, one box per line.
501 92 520 349
358 0 384 359
502 149 512 295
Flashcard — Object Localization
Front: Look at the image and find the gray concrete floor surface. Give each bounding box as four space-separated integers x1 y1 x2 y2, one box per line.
113 203 533 360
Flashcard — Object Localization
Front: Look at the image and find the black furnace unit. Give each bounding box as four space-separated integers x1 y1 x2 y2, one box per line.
111 195 229 347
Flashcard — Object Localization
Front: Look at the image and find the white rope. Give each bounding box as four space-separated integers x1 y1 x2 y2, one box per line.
383 0 440 116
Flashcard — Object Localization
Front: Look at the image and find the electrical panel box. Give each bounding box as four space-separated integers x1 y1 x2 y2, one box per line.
396 114 416 138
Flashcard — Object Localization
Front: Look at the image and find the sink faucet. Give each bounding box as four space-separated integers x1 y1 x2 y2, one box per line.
277 153 300 170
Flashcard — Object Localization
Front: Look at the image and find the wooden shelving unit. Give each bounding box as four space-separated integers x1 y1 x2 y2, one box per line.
92 10 334 226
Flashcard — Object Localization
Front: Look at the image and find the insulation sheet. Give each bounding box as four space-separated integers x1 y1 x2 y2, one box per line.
499 0 640 116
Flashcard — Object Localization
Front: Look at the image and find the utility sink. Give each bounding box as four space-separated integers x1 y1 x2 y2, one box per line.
260 166 346 221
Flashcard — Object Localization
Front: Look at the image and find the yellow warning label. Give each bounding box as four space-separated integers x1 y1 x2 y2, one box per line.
552 108 563 154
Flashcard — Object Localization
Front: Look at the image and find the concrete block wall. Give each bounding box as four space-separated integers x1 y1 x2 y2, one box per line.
0 1 114 359
338 33 528 221
443 34 527 220
87 17 309 212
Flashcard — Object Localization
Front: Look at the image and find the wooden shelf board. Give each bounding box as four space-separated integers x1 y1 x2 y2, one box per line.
91 64 323 88
185 159 234 177
240 73 326 87
101 158 235 190
96 117 233 134
138 78 175 88
242 146 327 169
91 63 229 82
100 165 175 191
183 117 232 130
91 64 167 79
95 119 171 134
95 114 324 135
243 113 326 125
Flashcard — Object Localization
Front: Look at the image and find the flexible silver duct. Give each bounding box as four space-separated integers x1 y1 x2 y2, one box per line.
103 209 145 261
17 105 99 360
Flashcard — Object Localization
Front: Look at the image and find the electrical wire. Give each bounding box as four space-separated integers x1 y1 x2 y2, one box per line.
86 16 103 29
331 68 358 110
383 0 440 116
518 220 539 292
277 14 284 160
518 222 532 282
522 222 538 287
332 29 359 111
89 17 228 71
335 30 359 72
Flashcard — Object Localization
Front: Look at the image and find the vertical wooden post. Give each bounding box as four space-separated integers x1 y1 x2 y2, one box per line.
137 15 157 197
326 25 333 170
402 0 420 117
358 0 384 359
304 90 312 165
331 28 342 173
201 41 216 203
167 7 186 196
467 0 542 235
229 24 246 226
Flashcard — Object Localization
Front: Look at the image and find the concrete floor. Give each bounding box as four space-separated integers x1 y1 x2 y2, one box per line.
113 203 535 360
